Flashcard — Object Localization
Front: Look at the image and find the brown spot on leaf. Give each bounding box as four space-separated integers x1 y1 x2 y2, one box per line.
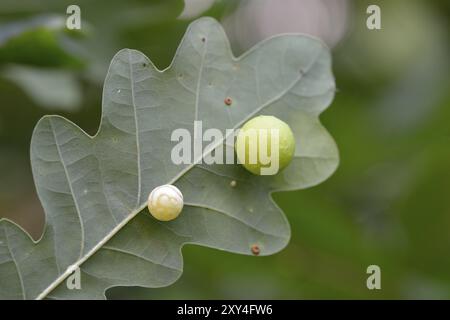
224 97 232 106
251 244 260 256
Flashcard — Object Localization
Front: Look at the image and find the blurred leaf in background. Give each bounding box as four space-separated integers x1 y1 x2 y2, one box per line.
3 65 82 110
0 0 187 109
0 14 85 111
0 15 83 68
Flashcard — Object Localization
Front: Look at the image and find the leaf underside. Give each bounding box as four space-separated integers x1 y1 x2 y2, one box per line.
0 17 338 300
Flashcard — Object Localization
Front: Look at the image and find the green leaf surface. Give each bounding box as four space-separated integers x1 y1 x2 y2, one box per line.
0 17 338 299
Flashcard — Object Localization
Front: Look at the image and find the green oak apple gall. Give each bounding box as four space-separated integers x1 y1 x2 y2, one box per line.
235 115 295 175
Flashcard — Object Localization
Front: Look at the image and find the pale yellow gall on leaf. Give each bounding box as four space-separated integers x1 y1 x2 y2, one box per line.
148 185 184 221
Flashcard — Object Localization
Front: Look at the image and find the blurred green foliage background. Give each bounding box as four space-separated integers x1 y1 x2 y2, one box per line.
0 0 449 299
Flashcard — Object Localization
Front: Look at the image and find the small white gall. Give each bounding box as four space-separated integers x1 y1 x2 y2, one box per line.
148 184 184 221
